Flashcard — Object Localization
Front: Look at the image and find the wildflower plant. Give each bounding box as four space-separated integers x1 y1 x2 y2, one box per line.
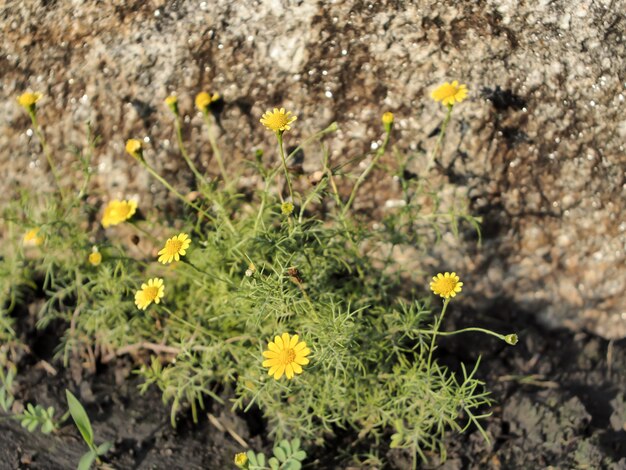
1 82 518 468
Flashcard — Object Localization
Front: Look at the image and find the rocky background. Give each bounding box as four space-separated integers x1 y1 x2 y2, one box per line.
2 0 625 338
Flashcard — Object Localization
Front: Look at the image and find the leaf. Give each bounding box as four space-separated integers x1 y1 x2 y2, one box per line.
77 450 96 470
257 453 266 467
279 439 292 455
246 450 258 466
273 446 287 462
96 441 112 455
27 419 38 432
290 438 301 452
268 457 279 470
291 450 306 461
41 420 54 434
283 461 302 470
390 432 403 448
65 390 94 447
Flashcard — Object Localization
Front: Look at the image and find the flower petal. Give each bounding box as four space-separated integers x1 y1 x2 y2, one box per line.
274 364 285 380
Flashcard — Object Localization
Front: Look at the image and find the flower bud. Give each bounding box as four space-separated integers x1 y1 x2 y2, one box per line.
504 334 518 346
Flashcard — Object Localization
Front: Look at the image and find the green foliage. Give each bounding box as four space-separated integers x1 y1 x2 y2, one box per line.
246 438 306 470
1 96 517 467
16 403 58 434
0 365 16 412
66 389 112 470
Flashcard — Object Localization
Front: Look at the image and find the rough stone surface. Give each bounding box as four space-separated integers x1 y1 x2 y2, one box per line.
1 0 625 337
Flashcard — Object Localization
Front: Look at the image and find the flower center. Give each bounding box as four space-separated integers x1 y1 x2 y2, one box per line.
143 286 159 301
268 113 289 129
435 278 457 294
166 239 183 254
279 348 296 365
439 83 458 98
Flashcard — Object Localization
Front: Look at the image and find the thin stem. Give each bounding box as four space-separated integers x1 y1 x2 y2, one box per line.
30 113 64 199
202 112 229 186
175 116 210 187
427 104 453 171
426 298 450 377
276 132 293 201
418 326 508 342
138 158 216 223
342 128 391 215
182 259 234 286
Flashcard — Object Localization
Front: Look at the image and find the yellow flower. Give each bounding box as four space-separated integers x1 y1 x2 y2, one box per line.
234 452 248 467
262 333 310 380
17 92 42 111
165 95 179 114
23 228 44 247
260 108 297 133
281 201 294 216
431 81 468 106
88 247 102 266
101 200 137 228
157 233 191 264
430 272 463 299
125 139 143 159
134 278 165 310
382 112 394 125
195 91 220 112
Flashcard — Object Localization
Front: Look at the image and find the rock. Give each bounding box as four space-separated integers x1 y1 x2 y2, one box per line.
1 0 625 337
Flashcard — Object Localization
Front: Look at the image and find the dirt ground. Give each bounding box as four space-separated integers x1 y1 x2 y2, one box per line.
2 293 626 470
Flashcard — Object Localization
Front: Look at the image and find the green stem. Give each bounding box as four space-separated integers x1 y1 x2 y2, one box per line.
202 112 229 186
30 113 64 199
342 128 391 215
276 131 293 202
427 104 453 171
425 298 450 377
418 326 509 342
285 122 338 162
182 259 234 286
62 123 96 219
175 116 210 187
137 158 216 223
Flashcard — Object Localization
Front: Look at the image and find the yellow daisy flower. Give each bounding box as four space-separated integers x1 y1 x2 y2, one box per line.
101 200 138 228
157 233 191 264
88 247 102 266
260 108 297 133
234 453 248 468
23 228 44 247
430 272 463 299
431 81 468 106
17 92 42 111
262 333 310 380
125 139 143 159
195 91 220 112
134 278 165 310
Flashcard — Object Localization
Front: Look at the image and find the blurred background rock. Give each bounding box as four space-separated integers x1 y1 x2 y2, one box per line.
2 0 625 338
